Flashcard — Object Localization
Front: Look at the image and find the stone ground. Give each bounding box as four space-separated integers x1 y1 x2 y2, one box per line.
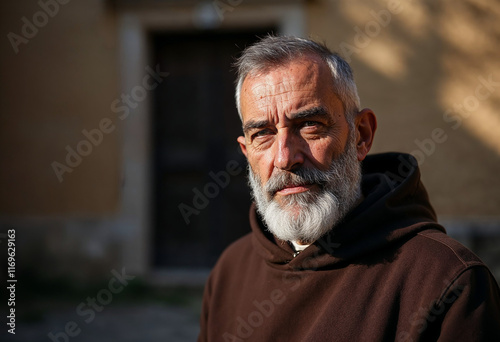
2 283 203 342
4 303 200 342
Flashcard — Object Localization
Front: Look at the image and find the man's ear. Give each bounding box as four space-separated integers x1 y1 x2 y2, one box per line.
354 108 377 161
237 136 248 158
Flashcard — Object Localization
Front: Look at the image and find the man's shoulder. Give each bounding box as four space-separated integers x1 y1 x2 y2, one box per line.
213 232 255 269
414 229 484 268
204 232 259 292
222 232 254 256
399 228 489 286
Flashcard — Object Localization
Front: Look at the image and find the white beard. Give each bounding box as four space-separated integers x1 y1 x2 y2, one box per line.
248 132 362 243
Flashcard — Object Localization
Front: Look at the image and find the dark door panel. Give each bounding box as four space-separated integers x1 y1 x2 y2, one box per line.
151 29 275 268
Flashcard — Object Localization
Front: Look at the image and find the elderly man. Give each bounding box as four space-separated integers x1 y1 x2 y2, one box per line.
198 36 500 341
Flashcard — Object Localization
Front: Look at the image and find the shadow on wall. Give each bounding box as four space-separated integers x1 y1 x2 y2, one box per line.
309 0 500 217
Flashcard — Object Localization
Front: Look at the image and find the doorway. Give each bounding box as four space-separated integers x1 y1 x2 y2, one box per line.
151 29 274 268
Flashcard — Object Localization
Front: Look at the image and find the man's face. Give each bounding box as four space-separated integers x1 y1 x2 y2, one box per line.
237 55 367 243
238 55 352 203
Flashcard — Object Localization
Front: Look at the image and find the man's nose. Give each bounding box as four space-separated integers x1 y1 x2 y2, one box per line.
274 130 304 171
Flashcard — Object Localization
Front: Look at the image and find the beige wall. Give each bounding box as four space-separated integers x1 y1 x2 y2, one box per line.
308 0 500 218
3 0 498 219
0 0 120 216
0 0 499 281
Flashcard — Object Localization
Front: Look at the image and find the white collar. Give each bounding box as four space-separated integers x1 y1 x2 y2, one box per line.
290 240 310 253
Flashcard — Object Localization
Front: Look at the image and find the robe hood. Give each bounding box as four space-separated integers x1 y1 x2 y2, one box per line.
250 152 445 270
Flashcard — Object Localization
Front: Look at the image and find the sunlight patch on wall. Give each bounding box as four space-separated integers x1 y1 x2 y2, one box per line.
393 0 430 39
439 78 500 155
438 0 500 156
440 9 493 56
357 40 408 79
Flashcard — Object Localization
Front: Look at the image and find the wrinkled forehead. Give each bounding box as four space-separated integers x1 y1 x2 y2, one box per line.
240 56 334 120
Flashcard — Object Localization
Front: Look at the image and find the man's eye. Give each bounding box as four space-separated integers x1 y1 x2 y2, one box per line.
253 129 273 138
303 121 319 127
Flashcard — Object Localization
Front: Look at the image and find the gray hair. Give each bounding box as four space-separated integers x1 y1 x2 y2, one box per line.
234 35 361 124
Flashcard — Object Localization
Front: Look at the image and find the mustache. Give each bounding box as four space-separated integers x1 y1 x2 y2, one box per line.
264 167 334 196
